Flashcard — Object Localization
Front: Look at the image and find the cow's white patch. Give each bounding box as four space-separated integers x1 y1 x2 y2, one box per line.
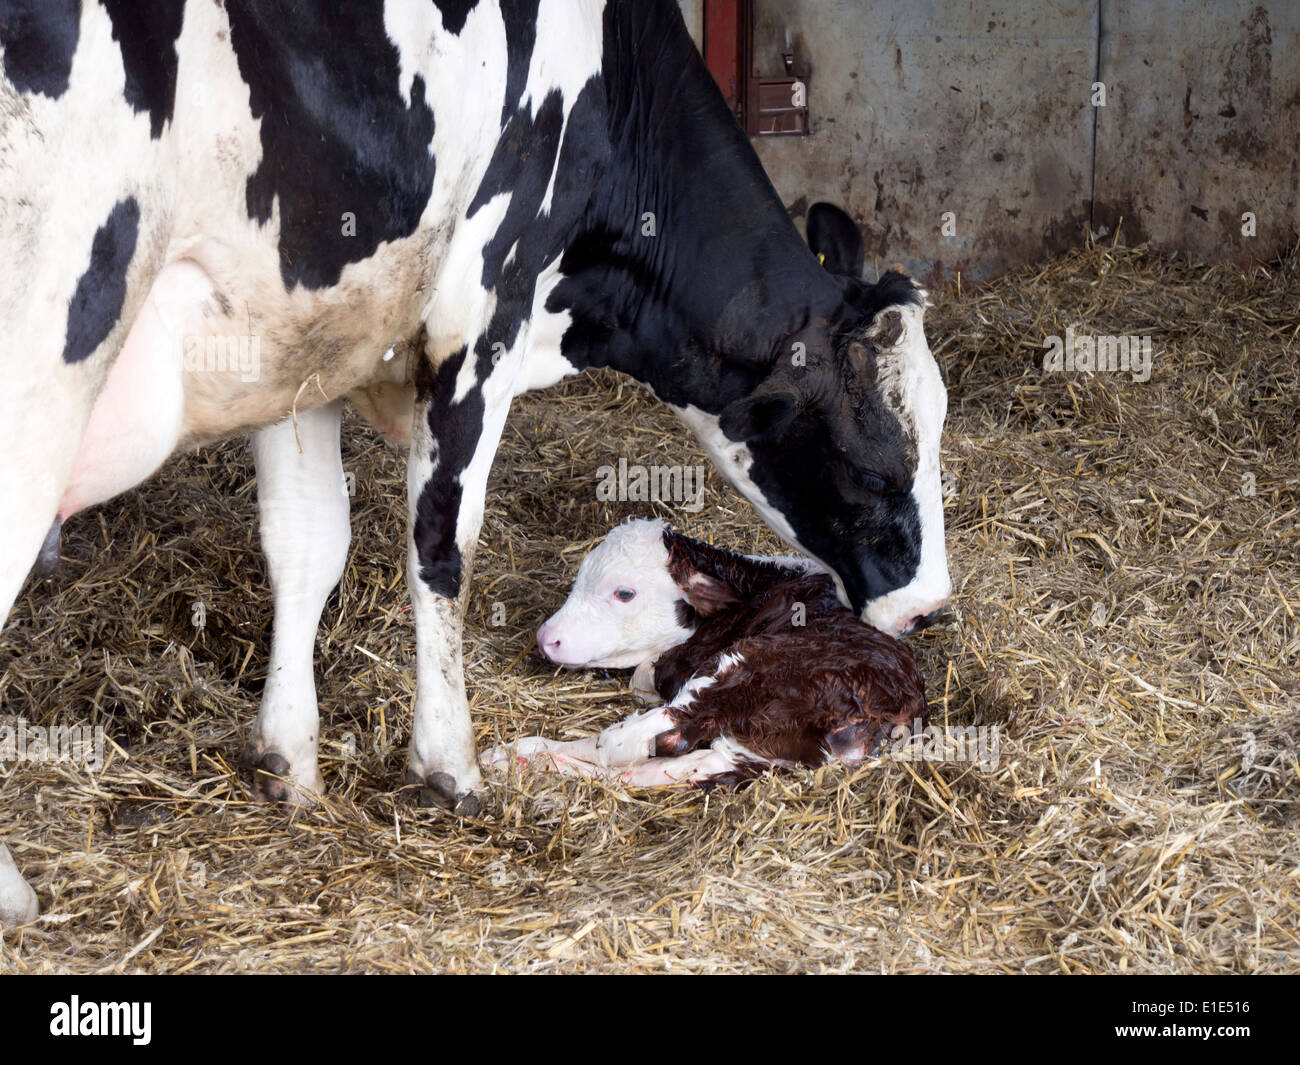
672 404 804 546
862 299 951 634
402 399 482 793
514 256 581 393
0 1 170 626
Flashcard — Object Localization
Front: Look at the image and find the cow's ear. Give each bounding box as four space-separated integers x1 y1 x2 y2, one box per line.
719 389 798 442
806 202 864 278
680 571 741 616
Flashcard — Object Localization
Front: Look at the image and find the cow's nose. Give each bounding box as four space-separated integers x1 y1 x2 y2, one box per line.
902 599 949 634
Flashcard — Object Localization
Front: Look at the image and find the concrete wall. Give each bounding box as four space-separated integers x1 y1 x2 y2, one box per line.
699 1 1299 283
1092 2 1299 262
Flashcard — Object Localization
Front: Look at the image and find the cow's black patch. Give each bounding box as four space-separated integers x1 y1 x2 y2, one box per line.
413 0 934 610
414 37 606 599
412 347 481 598
62 197 140 364
0 0 79 98
101 0 184 138
743 406 922 612
225 2 436 290
432 0 477 34
548 0 845 405
498 0 539 125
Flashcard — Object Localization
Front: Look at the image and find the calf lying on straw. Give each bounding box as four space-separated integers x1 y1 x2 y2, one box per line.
483 519 928 787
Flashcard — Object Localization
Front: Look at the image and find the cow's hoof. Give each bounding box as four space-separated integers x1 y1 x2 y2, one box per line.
239 747 322 807
405 768 482 816
0 886 39 928
0 845 40 927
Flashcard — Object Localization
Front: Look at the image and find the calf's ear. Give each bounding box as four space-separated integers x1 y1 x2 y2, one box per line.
681 571 741 616
806 202 864 278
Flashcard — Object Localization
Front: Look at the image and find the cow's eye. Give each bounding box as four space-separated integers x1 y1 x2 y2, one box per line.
853 470 888 495
614 588 636 602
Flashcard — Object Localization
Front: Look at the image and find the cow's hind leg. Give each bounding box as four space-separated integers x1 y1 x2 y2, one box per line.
242 401 350 805
0 323 112 929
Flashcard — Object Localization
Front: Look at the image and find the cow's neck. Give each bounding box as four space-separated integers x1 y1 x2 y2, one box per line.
552 0 845 413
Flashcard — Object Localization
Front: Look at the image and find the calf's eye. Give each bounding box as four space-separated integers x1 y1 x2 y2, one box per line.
615 588 636 602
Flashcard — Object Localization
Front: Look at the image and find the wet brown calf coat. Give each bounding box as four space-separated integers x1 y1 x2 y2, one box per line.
649 530 928 786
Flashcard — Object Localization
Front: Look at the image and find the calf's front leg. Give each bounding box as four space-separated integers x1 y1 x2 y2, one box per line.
481 707 677 774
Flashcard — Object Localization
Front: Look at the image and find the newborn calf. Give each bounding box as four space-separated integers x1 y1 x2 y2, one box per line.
484 520 928 787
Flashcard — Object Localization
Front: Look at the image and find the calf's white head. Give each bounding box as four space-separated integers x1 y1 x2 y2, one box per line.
536 519 736 669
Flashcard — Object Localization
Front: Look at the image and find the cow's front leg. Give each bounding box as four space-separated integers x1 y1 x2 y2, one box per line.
403 347 514 814
0 839 39 927
242 401 350 804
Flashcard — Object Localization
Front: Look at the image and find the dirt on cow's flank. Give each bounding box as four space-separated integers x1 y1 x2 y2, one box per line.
2 235 1297 973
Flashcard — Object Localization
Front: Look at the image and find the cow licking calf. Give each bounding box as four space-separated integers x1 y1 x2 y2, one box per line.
0 0 950 923
483 520 929 787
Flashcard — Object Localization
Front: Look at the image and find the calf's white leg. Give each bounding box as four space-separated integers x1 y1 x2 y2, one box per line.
481 707 676 774
243 401 350 804
618 739 757 786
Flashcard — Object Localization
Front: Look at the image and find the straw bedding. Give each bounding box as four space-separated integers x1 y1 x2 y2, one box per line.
1 236 1296 973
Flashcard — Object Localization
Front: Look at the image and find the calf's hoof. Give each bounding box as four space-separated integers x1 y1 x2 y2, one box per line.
629 659 662 705
405 768 483 817
239 746 323 807
480 736 557 771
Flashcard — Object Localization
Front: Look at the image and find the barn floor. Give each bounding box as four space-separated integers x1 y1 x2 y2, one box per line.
1 240 1296 973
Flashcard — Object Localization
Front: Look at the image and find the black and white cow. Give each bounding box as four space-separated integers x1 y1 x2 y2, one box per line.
0 0 949 924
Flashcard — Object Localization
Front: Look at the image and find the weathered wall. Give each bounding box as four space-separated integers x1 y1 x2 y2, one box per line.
1092 2 1300 263
712 1 1299 283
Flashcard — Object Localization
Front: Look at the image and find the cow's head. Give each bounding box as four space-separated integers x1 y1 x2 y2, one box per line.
702 204 950 636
